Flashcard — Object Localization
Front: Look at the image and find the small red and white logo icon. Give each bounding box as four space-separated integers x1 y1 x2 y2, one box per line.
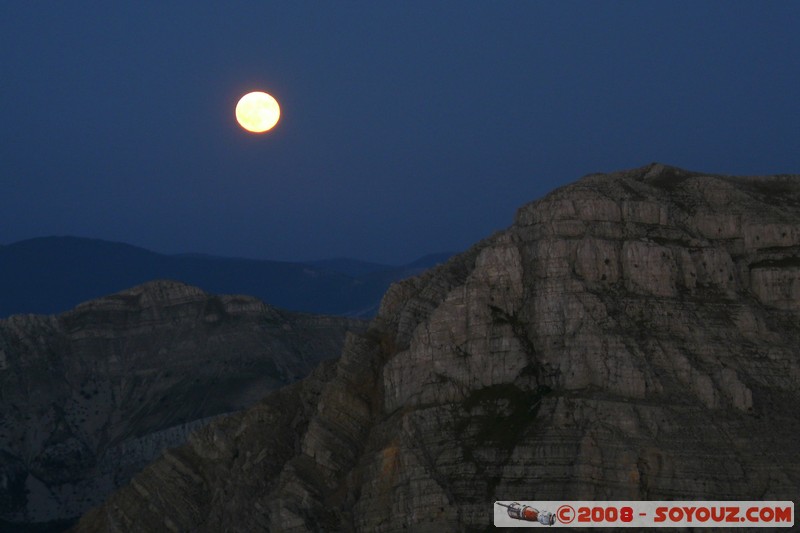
495 502 557 526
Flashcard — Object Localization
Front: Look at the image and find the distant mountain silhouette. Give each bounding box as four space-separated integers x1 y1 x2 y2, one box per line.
0 237 455 319
306 253 454 277
304 257 395 277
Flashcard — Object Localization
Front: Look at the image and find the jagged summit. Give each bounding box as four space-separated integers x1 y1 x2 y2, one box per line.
68 279 274 318
515 162 800 226
93 278 206 297
75 166 800 532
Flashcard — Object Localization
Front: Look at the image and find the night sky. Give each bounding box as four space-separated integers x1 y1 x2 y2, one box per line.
2 2 799 264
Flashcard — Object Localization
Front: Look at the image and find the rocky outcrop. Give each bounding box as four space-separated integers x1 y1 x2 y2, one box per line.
0 280 363 528
74 164 800 532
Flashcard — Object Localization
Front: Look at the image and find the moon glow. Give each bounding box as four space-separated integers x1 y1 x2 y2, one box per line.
235 91 280 133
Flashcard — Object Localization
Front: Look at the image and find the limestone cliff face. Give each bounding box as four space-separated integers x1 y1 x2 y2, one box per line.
74 165 800 532
0 280 362 527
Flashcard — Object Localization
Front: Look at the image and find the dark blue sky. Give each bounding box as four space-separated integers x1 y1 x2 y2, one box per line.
2 2 799 264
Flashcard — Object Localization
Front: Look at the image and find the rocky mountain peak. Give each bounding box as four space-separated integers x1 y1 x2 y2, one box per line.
64 279 278 328
0 282 363 530
76 279 210 308
74 165 800 532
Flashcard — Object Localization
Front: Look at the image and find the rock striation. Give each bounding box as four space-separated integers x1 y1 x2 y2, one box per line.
0 280 363 529
74 164 800 532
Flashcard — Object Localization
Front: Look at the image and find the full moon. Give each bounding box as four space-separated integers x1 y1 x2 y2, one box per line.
235 91 280 133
